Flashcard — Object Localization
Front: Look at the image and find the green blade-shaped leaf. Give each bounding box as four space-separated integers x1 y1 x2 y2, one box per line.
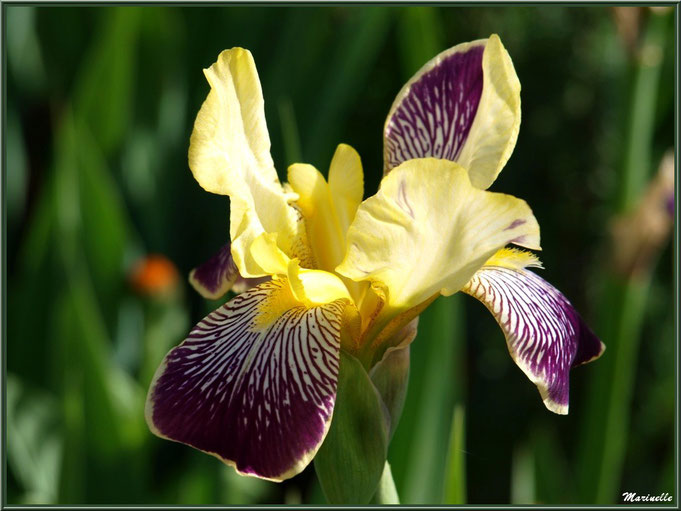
510 445 535 504
443 404 466 504
73 7 141 155
304 7 391 168
314 351 389 504
6 375 63 504
389 296 465 504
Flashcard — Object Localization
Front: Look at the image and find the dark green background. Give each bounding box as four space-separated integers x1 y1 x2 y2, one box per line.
4 5 676 505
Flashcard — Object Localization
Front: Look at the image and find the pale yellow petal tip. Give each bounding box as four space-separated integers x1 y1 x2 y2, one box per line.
206 48 255 82
287 163 325 214
335 142 360 155
484 247 543 271
188 44 277 198
534 376 569 415
543 397 569 415
188 270 228 300
329 144 363 194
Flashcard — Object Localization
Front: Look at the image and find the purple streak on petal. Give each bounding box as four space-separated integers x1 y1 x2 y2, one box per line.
189 243 239 299
665 192 674 217
384 44 485 173
464 267 604 413
504 219 527 231
147 280 344 480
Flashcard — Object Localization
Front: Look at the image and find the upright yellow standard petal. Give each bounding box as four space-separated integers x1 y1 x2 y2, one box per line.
188 48 307 277
456 34 521 190
189 48 277 193
328 144 364 235
337 158 540 311
288 144 364 273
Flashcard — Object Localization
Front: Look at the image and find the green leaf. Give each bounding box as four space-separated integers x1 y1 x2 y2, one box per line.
389 296 465 504
443 405 466 504
6 108 28 224
76 120 133 311
51 109 136 326
577 12 672 504
510 444 535 504
6 6 46 94
305 7 391 167
532 425 572 503
73 7 141 155
396 7 444 81
6 375 62 504
369 322 413 439
219 464 274 505
372 462 400 504
277 96 302 165
314 350 389 504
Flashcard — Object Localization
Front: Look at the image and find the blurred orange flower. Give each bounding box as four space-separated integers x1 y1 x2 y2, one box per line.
130 255 180 296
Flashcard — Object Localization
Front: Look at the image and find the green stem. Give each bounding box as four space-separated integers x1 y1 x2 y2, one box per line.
373 462 400 504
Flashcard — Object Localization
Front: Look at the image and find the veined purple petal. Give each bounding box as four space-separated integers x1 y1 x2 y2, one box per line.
189 243 240 299
463 267 604 414
384 42 485 173
145 279 345 481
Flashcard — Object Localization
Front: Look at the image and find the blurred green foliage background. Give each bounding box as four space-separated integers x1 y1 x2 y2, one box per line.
4 5 676 505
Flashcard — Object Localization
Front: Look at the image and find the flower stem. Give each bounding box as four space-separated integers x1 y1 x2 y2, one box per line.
373 462 400 504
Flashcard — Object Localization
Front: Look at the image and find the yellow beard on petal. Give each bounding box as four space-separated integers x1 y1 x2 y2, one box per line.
251 278 300 329
483 247 543 270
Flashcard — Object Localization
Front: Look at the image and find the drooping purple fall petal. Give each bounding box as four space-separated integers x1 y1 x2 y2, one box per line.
145 279 346 481
463 267 604 414
383 43 485 173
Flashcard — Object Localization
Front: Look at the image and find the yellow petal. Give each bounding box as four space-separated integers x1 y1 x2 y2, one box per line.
287 259 352 307
189 48 277 194
188 48 308 277
328 144 364 235
250 232 291 275
456 34 521 189
337 158 540 311
287 144 364 273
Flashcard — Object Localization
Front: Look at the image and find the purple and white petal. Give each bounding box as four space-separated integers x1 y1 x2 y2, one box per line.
463 267 604 414
383 40 485 173
384 35 521 190
189 243 240 299
145 279 345 481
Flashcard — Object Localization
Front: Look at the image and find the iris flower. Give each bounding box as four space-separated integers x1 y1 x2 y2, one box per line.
145 35 605 482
